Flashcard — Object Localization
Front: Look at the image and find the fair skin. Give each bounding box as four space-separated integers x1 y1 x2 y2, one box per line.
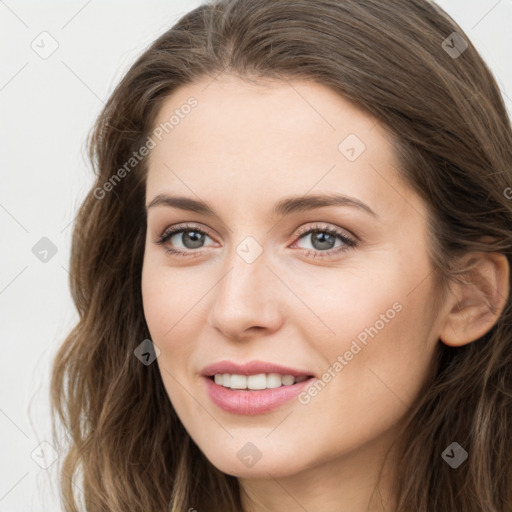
141 74 509 512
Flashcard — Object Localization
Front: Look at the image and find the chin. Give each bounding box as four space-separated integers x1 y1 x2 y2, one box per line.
196 439 312 479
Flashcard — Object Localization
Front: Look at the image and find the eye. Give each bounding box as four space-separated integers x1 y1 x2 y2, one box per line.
154 223 215 257
153 222 357 259
291 223 357 259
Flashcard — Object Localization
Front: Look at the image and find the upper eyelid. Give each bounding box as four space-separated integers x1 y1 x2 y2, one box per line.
295 223 354 238
159 223 214 240
158 222 356 245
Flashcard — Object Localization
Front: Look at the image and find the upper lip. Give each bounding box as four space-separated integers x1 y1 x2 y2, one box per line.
201 360 315 378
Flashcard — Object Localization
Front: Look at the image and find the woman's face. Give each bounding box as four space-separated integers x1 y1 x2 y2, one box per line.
141 75 444 482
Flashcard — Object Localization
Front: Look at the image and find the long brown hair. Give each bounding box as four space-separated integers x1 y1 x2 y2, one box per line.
50 0 512 510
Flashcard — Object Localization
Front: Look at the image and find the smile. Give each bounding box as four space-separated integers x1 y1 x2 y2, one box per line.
203 375 315 415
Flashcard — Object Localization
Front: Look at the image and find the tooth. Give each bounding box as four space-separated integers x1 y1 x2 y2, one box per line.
281 374 295 386
230 374 247 389
247 373 267 390
266 373 282 388
213 372 308 389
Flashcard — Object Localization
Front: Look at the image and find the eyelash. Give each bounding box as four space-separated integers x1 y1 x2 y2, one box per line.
154 222 358 259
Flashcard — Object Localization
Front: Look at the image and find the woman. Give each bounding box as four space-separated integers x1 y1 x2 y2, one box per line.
50 0 512 510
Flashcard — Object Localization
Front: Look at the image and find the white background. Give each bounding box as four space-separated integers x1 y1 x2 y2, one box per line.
1 1 511 510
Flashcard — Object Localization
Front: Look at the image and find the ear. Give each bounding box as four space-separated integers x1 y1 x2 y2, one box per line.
439 252 510 347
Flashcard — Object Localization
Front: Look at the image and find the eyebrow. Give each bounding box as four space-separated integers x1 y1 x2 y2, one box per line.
146 192 377 218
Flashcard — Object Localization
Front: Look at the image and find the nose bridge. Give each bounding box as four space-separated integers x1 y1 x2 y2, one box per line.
208 240 282 337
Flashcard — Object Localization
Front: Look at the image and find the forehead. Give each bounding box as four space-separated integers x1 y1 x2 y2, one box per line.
149 74 382 158
145 74 416 221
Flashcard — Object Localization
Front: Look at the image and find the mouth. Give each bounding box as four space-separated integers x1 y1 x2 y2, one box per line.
203 373 316 415
208 372 313 390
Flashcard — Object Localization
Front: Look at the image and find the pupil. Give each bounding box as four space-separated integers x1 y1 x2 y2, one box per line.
312 231 335 250
183 231 204 249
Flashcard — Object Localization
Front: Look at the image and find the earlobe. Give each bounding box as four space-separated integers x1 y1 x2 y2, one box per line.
439 252 510 347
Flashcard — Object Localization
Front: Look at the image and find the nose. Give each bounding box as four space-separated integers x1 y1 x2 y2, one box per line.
207 248 284 341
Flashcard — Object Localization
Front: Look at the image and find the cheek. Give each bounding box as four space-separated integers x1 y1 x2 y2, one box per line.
307 254 438 413
302 269 423 360
141 261 206 383
298 298 436 465
141 258 201 340
142 263 185 385
141 264 197 413
141 267 169 340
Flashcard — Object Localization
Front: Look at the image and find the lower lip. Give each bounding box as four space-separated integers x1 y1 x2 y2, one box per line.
203 376 315 415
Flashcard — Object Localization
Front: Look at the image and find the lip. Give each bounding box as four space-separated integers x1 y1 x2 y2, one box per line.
201 360 315 378
203 375 315 415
